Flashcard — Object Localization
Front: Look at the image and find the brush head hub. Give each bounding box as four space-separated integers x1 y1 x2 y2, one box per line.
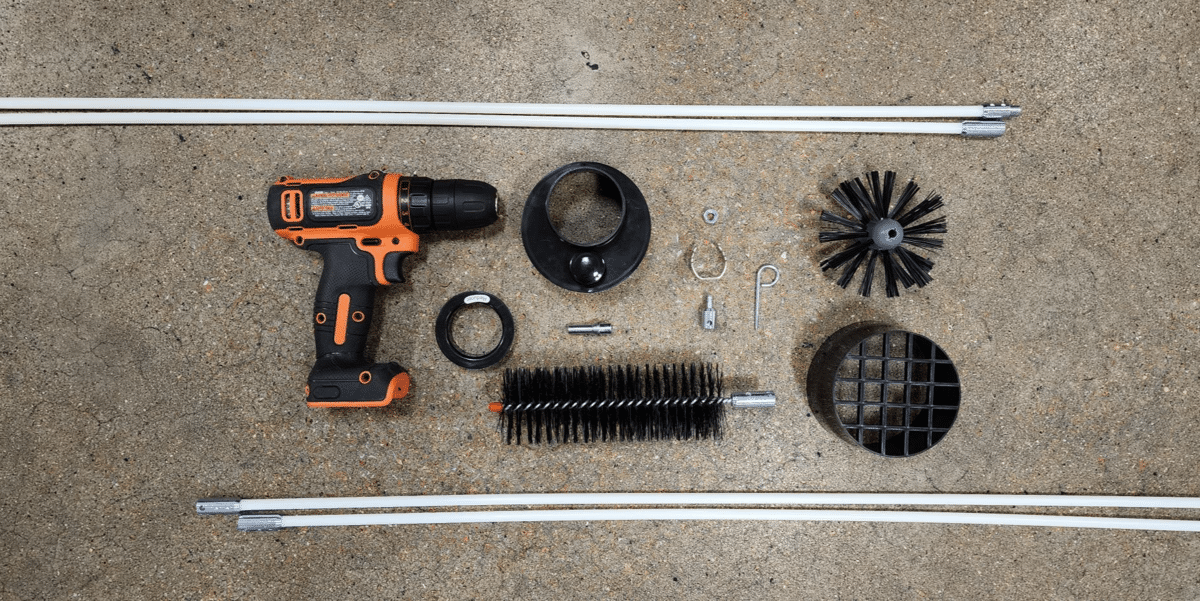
868 218 904 250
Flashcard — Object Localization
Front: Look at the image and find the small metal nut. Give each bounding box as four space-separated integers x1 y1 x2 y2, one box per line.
702 209 719 225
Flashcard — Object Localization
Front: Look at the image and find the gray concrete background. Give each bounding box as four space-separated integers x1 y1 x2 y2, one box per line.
1 0 1197 598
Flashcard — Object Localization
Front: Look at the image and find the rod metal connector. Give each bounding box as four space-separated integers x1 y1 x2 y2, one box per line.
567 322 613 335
981 104 1022 119
728 391 777 409
196 498 241 515
238 515 284 531
962 120 1007 138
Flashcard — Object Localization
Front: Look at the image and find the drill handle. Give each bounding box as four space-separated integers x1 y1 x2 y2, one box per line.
312 241 377 361
307 241 409 407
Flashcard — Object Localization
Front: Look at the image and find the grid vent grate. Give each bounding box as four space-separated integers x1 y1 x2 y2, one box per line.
808 324 961 457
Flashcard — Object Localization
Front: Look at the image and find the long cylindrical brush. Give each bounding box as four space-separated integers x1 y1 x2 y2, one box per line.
817 171 947 297
489 363 775 445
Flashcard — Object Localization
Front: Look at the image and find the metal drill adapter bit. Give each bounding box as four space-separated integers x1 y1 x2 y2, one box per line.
702 295 717 330
566 322 613 335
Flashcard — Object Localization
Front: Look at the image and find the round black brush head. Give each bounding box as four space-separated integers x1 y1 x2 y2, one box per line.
817 171 946 298
495 363 725 445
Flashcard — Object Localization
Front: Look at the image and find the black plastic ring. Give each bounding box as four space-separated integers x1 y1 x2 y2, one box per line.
521 162 652 293
435 291 515 369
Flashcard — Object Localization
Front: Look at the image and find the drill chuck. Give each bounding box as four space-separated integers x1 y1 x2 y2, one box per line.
403 178 498 233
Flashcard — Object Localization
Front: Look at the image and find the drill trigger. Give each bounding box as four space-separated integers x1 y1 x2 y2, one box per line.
382 251 412 284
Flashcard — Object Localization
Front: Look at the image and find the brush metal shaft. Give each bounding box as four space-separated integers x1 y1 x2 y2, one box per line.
502 397 721 411
496 394 773 412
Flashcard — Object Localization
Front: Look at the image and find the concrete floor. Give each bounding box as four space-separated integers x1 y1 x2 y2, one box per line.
2 0 1198 598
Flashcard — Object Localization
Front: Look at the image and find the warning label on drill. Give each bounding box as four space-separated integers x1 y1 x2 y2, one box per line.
309 188 375 219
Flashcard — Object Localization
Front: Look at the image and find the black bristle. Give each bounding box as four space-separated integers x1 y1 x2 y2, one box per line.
903 216 947 238
888 179 920 219
895 246 933 288
818 209 863 234
846 177 878 220
835 245 870 289
820 239 869 273
897 193 944 226
881 171 896 214
868 171 886 218
829 187 863 221
496 363 726 445
880 251 901 297
817 171 946 297
859 251 878 297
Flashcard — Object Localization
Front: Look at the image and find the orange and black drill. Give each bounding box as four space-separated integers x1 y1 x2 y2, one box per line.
267 171 498 407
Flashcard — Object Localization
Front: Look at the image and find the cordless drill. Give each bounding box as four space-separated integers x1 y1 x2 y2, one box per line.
267 171 498 407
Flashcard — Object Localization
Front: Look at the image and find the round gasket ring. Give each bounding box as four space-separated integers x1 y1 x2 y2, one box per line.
435 291 514 369
521 162 652 293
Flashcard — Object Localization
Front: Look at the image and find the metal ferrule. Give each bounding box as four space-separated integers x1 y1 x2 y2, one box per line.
727 391 777 409
980 104 1023 119
195 498 242 515
238 515 285 531
961 120 1007 138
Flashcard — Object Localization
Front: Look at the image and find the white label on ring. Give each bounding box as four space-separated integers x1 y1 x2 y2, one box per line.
463 294 491 305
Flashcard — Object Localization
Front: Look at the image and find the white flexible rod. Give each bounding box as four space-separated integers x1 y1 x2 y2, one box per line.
0 112 1001 136
197 492 1200 515
0 97 1020 119
236 509 1200 532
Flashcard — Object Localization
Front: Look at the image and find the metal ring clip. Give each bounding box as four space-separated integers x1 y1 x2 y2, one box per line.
689 241 727 281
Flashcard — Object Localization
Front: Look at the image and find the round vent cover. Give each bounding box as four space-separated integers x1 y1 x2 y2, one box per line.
807 322 961 457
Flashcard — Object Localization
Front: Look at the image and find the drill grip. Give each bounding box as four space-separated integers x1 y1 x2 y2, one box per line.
306 241 409 407
312 241 375 360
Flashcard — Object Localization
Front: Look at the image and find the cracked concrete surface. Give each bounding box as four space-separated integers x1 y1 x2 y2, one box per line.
1 0 1198 598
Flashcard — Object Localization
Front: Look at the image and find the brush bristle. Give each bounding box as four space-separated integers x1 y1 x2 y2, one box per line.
497 363 725 444
818 170 946 298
